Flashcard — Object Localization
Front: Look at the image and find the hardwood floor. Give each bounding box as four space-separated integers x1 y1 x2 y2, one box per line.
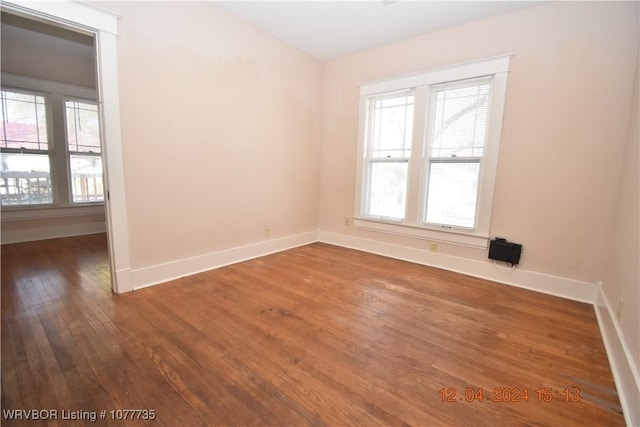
1 234 624 426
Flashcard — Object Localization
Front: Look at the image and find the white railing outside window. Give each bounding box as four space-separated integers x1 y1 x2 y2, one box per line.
0 171 51 205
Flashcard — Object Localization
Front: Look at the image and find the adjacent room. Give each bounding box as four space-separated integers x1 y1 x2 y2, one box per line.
1 1 638 426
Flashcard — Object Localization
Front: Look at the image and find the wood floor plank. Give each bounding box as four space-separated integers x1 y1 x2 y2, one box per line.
1 235 625 426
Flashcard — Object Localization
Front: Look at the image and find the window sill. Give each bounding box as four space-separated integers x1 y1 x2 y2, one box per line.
1 204 105 222
353 217 489 249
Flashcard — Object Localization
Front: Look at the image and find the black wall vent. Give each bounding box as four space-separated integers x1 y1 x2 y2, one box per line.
488 237 522 265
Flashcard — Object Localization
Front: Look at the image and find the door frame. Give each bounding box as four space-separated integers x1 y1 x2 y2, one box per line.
2 0 133 293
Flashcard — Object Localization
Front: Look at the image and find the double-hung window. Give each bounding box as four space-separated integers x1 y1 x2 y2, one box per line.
364 91 414 220
65 100 104 203
424 77 491 228
0 89 52 205
1 84 104 208
355 56 511 248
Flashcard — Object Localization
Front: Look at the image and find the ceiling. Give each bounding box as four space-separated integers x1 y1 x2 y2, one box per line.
213 1 541 61
1 3 541 63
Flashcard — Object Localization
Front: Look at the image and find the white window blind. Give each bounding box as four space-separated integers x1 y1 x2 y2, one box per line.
425 77 492 228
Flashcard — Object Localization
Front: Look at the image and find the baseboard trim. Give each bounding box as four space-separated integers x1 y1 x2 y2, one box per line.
131 230 319 291
318 230 598 304
319 230 640 424
113 267 133 294
1 222 107 244
595 289 640 427
106 227 638 424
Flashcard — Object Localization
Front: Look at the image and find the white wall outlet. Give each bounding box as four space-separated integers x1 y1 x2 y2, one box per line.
616 298 624 320
344 217 350 226
430 243 438 252
264 227 270 238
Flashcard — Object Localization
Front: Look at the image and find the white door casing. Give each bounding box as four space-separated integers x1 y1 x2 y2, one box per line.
2 0 133 293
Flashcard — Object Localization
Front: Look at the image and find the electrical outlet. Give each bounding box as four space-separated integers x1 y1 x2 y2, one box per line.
344 217 350 226
264 227 270 238
616 299 624 320
430 243 438 252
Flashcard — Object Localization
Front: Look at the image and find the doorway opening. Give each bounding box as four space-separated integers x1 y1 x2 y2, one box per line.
0 2 132 293
1 11 110 289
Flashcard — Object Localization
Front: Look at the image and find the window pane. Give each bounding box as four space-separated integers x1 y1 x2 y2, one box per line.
367 161 408 219
425 161 480 228
370 94 414 158
70 154 104 203
66 100 101 153
1 89 48 151
0 153 52 205
430 80 491 158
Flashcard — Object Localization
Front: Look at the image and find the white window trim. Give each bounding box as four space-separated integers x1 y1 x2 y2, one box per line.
354 55 512 249
353 217 490 248
1 204 105 222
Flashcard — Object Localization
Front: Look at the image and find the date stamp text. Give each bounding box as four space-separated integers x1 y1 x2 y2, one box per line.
439 386 581 403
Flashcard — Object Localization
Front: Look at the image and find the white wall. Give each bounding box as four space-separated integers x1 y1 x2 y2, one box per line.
96 2 323 272
319 2 638 285
606 39 639 381
317 3 638 421
600 41 639 426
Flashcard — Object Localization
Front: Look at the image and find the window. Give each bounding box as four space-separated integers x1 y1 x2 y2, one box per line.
355 56 511 248
66 100 104 203
0 89 52 205
424 77 491 228
0 85 104 208
364 92 414 219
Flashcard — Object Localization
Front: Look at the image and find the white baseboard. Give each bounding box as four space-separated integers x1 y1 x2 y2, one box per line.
113 226 637 424
113 267 133 294
0 222 106 244
131 230 319 290
595 289 640 427
319 230 638 425
318 230 598 304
